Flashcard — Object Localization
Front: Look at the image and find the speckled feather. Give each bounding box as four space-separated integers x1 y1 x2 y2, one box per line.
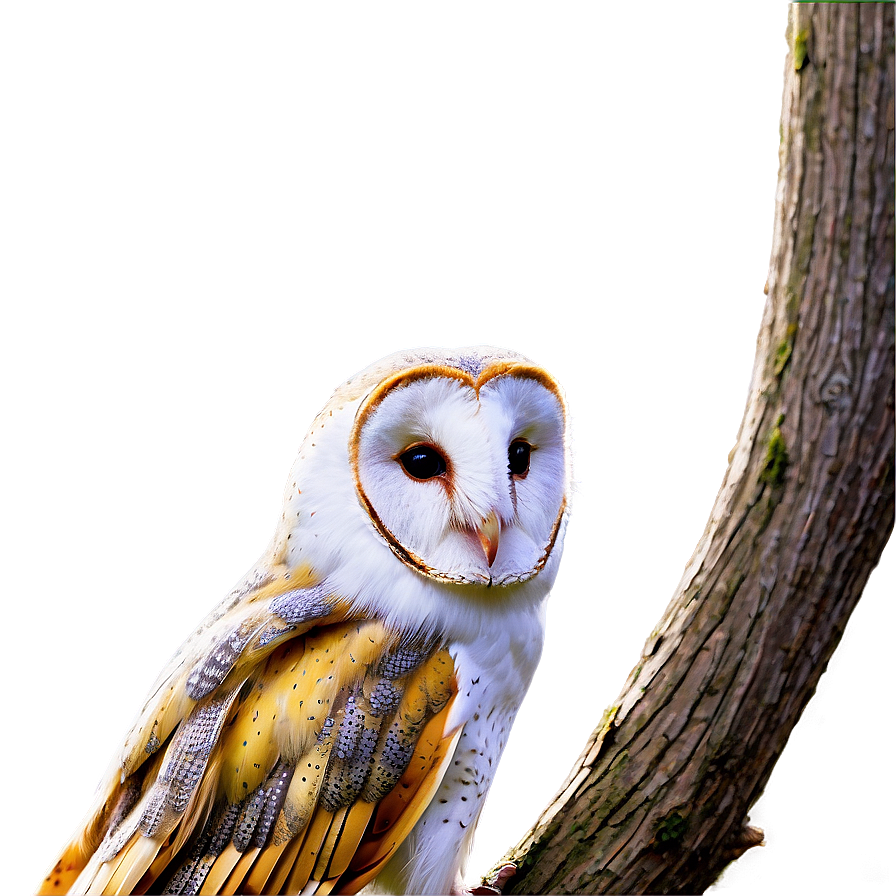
39 347 569 895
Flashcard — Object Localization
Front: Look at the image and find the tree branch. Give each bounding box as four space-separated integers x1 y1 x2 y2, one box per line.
502 5 895 893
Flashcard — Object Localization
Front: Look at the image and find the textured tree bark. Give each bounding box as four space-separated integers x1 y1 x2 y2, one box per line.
500 5 894 894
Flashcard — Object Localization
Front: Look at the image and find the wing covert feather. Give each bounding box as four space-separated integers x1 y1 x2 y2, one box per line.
39 579 461 896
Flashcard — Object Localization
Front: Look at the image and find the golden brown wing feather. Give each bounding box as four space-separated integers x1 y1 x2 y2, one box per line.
39 576 460 896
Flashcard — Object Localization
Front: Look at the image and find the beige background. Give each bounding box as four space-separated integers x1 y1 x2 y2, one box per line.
2 4 891 893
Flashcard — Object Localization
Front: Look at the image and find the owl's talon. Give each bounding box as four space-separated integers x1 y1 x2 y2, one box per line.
468 863 517 894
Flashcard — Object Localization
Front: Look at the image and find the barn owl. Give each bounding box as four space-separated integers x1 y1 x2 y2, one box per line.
40 346 570 896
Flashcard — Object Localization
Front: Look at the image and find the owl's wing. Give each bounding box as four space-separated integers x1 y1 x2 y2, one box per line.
40 572 460 895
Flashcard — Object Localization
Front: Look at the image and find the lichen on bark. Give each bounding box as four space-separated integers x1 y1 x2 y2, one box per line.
498 5 895 893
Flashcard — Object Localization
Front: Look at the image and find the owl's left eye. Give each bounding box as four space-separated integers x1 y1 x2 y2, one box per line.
398 444 447 480
508 439 531 477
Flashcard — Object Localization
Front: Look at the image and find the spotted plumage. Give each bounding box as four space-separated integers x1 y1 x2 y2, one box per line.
40 346 570 895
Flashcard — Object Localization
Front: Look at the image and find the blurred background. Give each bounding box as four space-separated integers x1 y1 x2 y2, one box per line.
1 3 891 893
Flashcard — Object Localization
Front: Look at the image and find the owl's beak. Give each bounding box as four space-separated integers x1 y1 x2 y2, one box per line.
477 511 501 567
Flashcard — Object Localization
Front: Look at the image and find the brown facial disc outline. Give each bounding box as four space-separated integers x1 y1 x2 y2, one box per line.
349 362 568 586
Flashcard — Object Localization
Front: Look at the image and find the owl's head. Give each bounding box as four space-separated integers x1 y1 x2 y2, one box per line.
276 347 568 595
345 348 567 588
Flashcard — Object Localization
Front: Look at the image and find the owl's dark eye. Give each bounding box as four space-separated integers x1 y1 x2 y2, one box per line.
508 439 531 477
399 444 447 480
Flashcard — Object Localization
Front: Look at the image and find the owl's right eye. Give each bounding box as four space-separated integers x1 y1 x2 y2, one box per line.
398 444 447 480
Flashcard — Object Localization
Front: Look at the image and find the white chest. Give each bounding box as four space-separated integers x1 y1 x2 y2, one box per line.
376 616 545 895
